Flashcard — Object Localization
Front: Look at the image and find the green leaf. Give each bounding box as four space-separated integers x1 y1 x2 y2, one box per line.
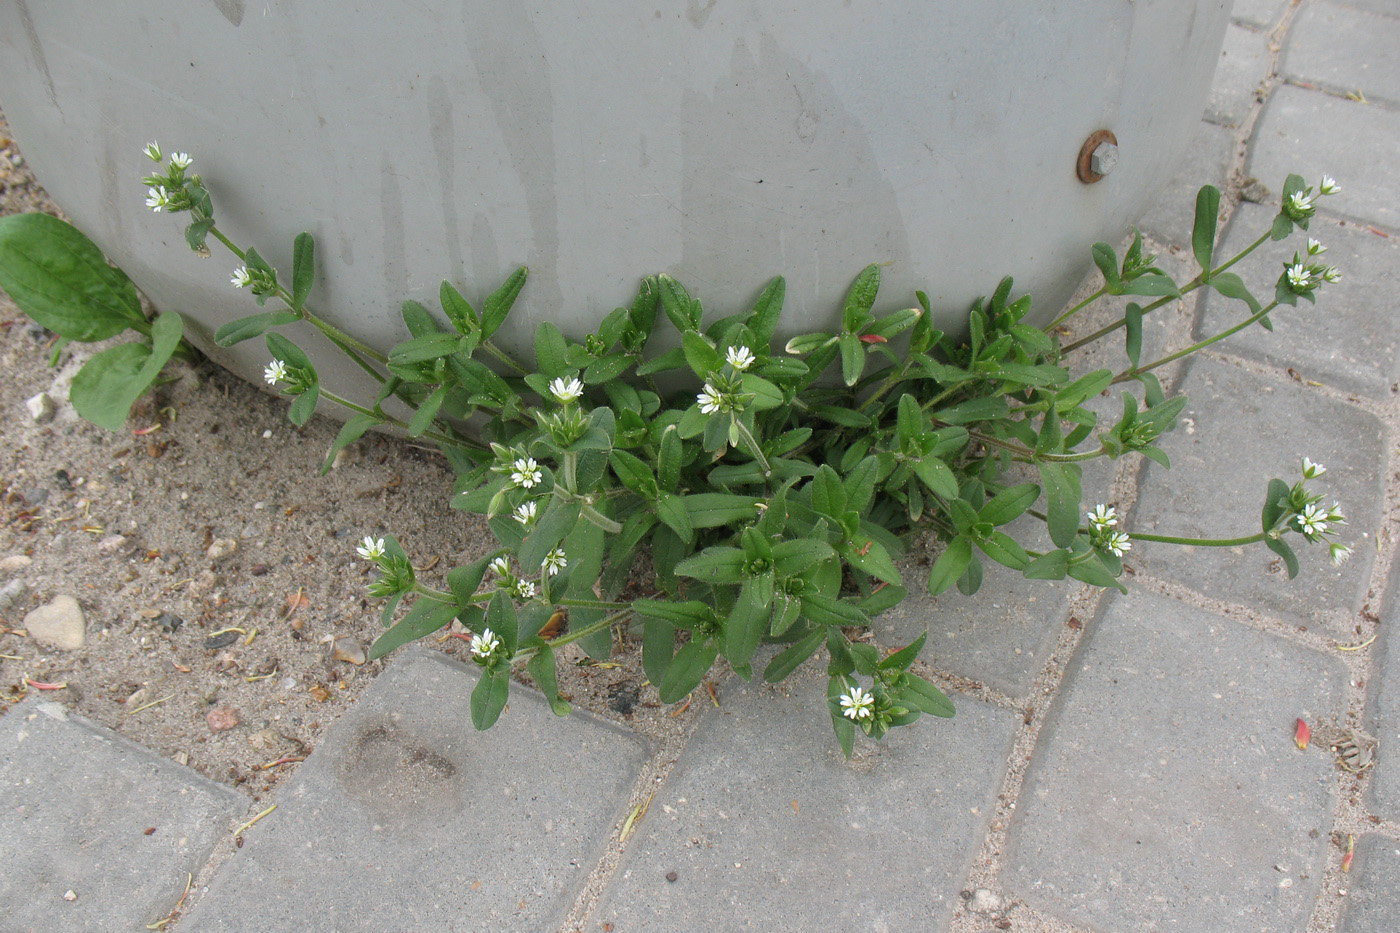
642 617 675 685
0 213 144 341
447 552 500 605
844 538 902 585
486 590 519 652
1192 185 1221 273
1261 477 1291 532
519 494 582 569
682 330 722 377
1039 462 1083 548
407 384 448 438
368 598 459 660
928 536 973 596
633 600 719 629
636 347 688 376
878 631 927 672
839 332 865 387
844 456 880 513
810 405 872 428
68 311 184 431
723 579 771 669
683 493 761 528
772 539 836 578
290 232 315 309
658 425 682 493
976 531 1030 570
937 396 1008 425
1265 535 1300 579
1092 242 1121 292
912 456 959 500
184 218 215 252
674 546 748 584
389 332 460 365
527 645 570 716
584 353 632 385
828 677 857 758
534 322 569 377
1024 549 1070 580
903 673 956 717
654 492 694 544
739 374 785 411
1208 272 1262 314
214 311 301 347
763 627 824 683
799 593 868 627
1066 555 1128 593
321 412 380 474
481 267 528 339
610 449 657 496
841 264 881 332
471 667 511 729
750 276 786 344
440 280 479 333
979 483 1040 526
658 637 718 703
657 274 699 333
1119 274 1180 298
1124 302 1143 367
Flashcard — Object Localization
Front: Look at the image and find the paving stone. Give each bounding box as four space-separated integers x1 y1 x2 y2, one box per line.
589 668 1018 932
1338 837 1400 932
1207 23 1273 127
180 648 649 932
0 697 247 932
876 517 1081 699
1250 84 1400 230
1198 201 1400 398
1336 0 1400 17
1138 121 1238 248
1285 2 1400 105
1365 582 1400 819
1232 0 1293 30
1129 356 1382 632
1004 592 1346 932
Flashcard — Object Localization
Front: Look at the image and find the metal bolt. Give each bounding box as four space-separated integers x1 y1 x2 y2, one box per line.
1090 142 1119 177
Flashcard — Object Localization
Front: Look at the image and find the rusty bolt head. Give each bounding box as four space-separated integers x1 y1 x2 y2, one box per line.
1090 142 1119 177
1077 129 1119 184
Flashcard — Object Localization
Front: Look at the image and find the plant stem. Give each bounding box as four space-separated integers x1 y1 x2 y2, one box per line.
1128 530 1268 547
482 340 529 375
542 607 633 651
1046 284 1110 331
731 418 772 478
319 388 487 451
1112 299 1279 384
580 502 624 533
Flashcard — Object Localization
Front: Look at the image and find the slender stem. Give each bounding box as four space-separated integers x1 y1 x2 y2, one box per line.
303 313 389 365
963 430 1105 463
1112 300 1279 384
857 359 911 413
1046 284 1110 331
482 340 529 375
541 607 633 651
207 226 247 262
558 597 633 611
1208 231 1271 279
731 418 772 478
319 388 487 451
580 502 624 533
411 583 453 601
1129 530 1268 547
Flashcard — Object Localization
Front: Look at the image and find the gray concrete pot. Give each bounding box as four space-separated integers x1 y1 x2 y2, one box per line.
0 1 1228 405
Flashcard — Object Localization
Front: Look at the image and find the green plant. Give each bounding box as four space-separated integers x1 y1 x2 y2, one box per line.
0 145 1351 755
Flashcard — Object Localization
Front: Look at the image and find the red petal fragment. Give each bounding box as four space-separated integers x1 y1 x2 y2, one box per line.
1294 717 1311 750
1342 835 1355 872
858 334 888 344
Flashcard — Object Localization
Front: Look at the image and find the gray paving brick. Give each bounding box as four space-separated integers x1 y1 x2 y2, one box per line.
1004 592 1346 932
1129 356 1382 632
1198 202 1400 397
1233 0 1293 30
0 697 246 933
1208 23 1273 127
1285 2 1400 105
1250 83 1400 230
1365 583 1400 819
1337 0 1400 17
589 668 1018 932
179 648 649 933
1138 122 1239 248
1339 836 1400 932
877 517 1081 699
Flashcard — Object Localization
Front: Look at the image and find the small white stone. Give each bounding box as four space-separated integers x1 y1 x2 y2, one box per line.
25 392 57 424
969 888 1004 912
0 554 33 574
23 596 87 650
62 890 77 901
206 538 239 562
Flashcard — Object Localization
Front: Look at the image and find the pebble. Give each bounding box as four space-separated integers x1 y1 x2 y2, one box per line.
156 612 184 633
22 595 86 650
0 578 28 613
25 391 56 423
247 727 285 751
0 554 33 574
206 538 238 562
203 631 240 650
330 636 366 665
96 534 128 555
206 706 241 732
968 889 1004 913
665 871 678 883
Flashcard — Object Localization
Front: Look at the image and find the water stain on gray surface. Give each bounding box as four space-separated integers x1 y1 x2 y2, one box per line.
687 0 719 28
337 721 465 825
212 0 245 27
16 0 57 109
379 153 408 301
427 76 464 285
463 2 560 337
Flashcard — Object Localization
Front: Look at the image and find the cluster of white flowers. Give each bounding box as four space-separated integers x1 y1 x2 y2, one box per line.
549 376 583 404
1087 504 1131 557
1296 501 1345 538
356 536 386 561
839 686 875 721
512 579 537 600
510 457 543 490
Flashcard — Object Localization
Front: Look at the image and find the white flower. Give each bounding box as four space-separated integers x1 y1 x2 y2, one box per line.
145 185 170 212
469 627 501 660
1330 542 1353 566
1286 263 1311 291
1287 190 1314 215
725 345 756 371
1323 266 1342 284
1302 457 1326 479
512 579 537 600
510 457 543 489
1104 531 1131 557
168 152 192 170
839 685 875 721
542 547 568 576
1087 504 1118 530
142 141 163 162
489 556 511 577
512 501 538 526
264 359 288 385
1297 503 1329 536
1307 238 1326 255
697 383 725 415
1326 502 1347 525
230 266 252 288
1319 176 1340 195
356 536 386 561
549 376 583 404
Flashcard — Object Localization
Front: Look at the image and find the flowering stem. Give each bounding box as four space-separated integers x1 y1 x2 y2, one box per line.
1128 530 1268 547
318 388 488 452
558 597 633 611
1112 299 1280 384
857 360 912 413
482 340 529 376
731 418 772 478
1046 284 1110 331
540 607 633 652
963 430 1106 463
